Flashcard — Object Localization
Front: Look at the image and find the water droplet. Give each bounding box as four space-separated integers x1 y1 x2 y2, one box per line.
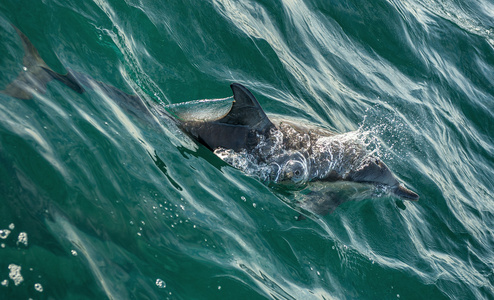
71 250 78 256
34 283 43 292
241 196 246 202
156 278 166 288
252 203 257 208
8 223 14 230
218 286 221 290
0 229 10 239
1 279 8 287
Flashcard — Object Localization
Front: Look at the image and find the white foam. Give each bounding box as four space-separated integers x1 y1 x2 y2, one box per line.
17 232 28 246
8 264 23 286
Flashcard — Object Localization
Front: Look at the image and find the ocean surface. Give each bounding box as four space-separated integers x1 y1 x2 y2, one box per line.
1 0 493 299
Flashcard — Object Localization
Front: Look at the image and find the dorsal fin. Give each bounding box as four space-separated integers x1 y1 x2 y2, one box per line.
217 83 274 132
1 25 83 99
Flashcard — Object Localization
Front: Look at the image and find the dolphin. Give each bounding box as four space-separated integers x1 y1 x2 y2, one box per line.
169 84 419 201
2 25 418 217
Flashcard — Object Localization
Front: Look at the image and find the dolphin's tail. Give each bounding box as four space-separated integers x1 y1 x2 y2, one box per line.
1 25 84 100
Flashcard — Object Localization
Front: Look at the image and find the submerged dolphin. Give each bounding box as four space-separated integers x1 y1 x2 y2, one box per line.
2 26 418 217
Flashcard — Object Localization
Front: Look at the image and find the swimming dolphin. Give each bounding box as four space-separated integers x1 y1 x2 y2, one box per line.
2 25 418 217
169 84 418 201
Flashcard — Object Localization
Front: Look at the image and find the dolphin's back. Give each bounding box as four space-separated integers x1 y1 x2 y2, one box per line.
176 84 274 152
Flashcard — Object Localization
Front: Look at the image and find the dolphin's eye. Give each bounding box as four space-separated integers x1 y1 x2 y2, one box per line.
282 160 306 184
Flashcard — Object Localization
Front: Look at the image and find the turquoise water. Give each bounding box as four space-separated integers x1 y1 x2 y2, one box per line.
1 0 494 299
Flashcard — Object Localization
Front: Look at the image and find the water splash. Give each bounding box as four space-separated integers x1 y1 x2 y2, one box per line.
215 120 380 189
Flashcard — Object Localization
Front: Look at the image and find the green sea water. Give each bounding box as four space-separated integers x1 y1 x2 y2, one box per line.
1 0 493 299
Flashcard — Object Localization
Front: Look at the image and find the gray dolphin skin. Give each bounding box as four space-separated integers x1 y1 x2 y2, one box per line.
2 26 418 217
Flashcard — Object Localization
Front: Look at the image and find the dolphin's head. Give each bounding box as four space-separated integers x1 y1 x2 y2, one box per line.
347 157 419 200
271 151 309 185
